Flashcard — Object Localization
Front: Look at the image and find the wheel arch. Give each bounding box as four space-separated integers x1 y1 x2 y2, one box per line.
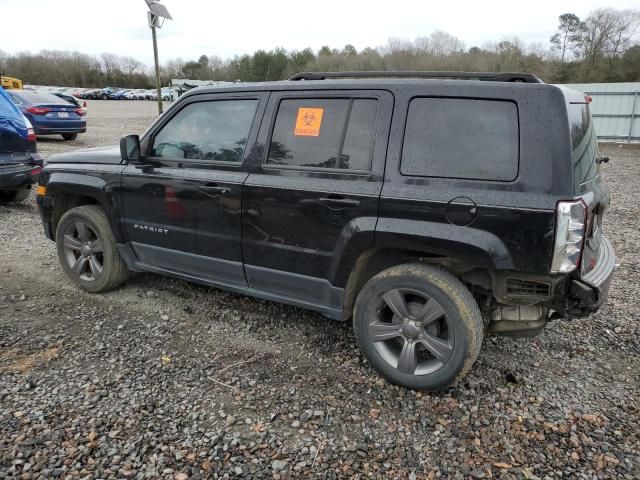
47 172 125 242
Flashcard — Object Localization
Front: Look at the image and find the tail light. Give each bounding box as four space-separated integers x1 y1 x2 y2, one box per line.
74 108 87 116
26 106 51 115
30 167 42 176
550 200 587 273
27 127 36 142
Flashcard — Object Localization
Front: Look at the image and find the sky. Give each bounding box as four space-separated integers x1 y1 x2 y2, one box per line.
0 0 638 66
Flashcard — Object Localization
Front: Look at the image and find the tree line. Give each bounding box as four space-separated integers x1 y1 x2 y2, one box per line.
1 8 638 89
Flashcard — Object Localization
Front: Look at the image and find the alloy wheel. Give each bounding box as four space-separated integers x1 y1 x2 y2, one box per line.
62 220 104 282
368 288 454 376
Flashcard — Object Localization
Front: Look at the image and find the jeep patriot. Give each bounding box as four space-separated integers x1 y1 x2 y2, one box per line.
36 71 616 390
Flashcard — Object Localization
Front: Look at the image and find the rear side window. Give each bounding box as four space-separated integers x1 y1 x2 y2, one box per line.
267 98 378 171
569 103 599 192
401 98 519 181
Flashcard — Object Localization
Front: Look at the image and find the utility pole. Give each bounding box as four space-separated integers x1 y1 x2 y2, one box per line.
144 0 172 115
150 19 163 114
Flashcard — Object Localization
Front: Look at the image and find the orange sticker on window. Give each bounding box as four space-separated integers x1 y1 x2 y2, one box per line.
294 107 324 136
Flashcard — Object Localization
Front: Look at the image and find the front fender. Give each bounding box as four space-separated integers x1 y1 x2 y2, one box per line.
42 167 125 242
374 218 515 270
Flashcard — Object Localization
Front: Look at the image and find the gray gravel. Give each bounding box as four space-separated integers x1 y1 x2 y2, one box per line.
1 101 639 479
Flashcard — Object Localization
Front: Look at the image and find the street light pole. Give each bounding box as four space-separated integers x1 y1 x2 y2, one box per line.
150 19 163 114
144 0 172 115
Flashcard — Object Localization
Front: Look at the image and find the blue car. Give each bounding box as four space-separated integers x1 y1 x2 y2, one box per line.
8 90 86 141
0 87 43 202
108 89 132 100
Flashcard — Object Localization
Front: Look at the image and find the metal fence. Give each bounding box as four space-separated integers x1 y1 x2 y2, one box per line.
562 83 640 143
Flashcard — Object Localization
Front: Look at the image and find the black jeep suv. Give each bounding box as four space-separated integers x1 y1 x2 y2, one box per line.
36 71 616 391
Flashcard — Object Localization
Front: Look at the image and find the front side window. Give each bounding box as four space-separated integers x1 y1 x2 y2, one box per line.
267 98 378 171
151 99 258 162
401 98 519 181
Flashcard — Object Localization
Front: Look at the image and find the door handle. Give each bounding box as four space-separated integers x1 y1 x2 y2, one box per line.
318 197 360 208
199 185 230 195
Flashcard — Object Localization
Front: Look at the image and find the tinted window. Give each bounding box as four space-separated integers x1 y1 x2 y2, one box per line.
152 99 258 162
267 98 377 170
402 98 519 181
569 103 599 192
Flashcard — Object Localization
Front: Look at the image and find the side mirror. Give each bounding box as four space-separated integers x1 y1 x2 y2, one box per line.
120 134 141 162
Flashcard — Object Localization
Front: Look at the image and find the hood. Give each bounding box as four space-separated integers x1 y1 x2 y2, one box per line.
47 145 123 164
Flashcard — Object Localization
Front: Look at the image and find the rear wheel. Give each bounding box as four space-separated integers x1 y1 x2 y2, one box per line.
0 187 31 203
353 263 483 391
62 133 78 141
56 205 129 293
101 94 109 100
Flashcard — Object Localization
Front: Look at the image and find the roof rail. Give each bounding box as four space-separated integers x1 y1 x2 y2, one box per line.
288 71 544 84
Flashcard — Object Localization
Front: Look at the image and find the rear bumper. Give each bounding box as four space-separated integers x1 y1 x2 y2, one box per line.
0 163 41 189
569 236 616 316
34 126 86 134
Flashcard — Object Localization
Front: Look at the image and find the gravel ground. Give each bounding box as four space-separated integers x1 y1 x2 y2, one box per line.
0 101 638 479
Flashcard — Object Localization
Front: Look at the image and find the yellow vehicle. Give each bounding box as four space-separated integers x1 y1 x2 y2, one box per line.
0 76 23 90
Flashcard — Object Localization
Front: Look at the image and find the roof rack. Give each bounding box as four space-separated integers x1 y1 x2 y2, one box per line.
288 71 544 84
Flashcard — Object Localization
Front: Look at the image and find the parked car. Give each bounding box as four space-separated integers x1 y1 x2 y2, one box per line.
129 89 149 100
96 87 118 100
108 89 132 100
71 88 90 98
9 90 86 141
76 88 100 100
0 87 43 202
50 91 87 112
35 71 616 391
160 87 173 101
124 89 143 100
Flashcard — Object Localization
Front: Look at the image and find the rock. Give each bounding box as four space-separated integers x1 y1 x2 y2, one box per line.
272 460 287 472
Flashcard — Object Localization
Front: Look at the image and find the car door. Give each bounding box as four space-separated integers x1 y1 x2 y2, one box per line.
121 92 267 285
242 90 392 310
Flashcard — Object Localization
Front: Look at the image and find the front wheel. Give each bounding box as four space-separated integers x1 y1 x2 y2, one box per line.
56 205 129 293
62 133 78 141
353 264 483 391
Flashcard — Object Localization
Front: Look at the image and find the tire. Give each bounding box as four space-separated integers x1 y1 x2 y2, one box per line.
55 205 129 293
353 263 483 391
101 94 108 100
0 187 31 203
62 133 78 141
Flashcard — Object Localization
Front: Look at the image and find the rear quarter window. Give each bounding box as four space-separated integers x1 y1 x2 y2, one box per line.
569 103 599 193
401 98 519 181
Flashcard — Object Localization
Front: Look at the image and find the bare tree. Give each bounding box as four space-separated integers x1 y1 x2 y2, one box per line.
550 13 584 63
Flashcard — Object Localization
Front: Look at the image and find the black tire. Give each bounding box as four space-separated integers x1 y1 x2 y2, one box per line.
101 94 109 100
0 187 31 203
55 205 129 293
353 263 483 391
62 133 78 141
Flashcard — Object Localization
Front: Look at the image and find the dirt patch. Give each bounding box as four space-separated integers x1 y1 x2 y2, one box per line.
0 345 61 373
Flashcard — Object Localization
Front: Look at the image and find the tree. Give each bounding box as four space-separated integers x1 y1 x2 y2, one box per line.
550 13 584 63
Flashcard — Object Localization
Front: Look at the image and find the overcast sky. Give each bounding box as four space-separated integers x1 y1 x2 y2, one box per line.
1 0 638 66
